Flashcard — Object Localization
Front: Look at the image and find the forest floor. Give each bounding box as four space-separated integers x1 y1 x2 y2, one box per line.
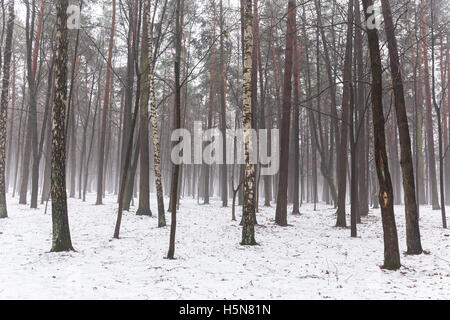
0 192 449 299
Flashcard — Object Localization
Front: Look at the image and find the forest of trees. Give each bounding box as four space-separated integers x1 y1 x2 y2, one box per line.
0 0 449 271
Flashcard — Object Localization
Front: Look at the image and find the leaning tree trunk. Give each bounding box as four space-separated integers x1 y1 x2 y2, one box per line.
362 0 400 270
51 0 73 252
147 0 166 227
0 0 15 219
381 0 423 253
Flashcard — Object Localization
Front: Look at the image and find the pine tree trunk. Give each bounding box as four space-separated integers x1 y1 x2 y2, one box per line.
275 0 296 226
362 0 400 270
381 0 423 253
167 0 182 259
335 0 354 227
420 0 440 210
69 57 80 199
291 20 301 215
430 0 447 228
219 0 228 207
204 0 217 205
5 54 15 193
21 0 45 206
96 0 116 205
445 37 450 205
137 0 151 217
355 0 368 216
416 23 426 205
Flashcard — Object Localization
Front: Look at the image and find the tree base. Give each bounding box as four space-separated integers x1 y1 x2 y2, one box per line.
406 248 423 255
240 240 258 246
136 208 152 216
381 261 401 271
158 220 167 228
51 244 74 253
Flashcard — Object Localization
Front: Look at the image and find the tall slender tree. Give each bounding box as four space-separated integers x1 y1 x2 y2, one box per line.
137 0 151 216
420 0 440 210
51 0 73 252
96 0 116 205
336 0 354 228
362 0 400 270
219 0 228 207
380 0 423 253
167 0 182 259
147 0 166 227
0 0 15 219
275 0 296 227
204 0 217 205
241 0 256 244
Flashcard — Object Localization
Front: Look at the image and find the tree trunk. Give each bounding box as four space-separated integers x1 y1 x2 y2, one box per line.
167 0 182 259
96 0 116 205
429 0 447 228
219 0 228 207
381 0 423 253
137 0 151 216
51 0 74 252
420 0 440 210
362 0 400 270
355 0 368 216
204 0 217 205
0 0 15 218
291 24 301 215
241 0 257 245
275 0 296 226
336 0 354 227
147 0 166 226
5 54 15 193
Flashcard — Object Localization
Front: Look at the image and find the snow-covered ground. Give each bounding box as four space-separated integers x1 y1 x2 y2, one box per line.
0 192 449 299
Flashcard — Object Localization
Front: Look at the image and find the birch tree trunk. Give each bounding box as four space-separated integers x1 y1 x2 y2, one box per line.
147 0 166 227
0 0 15 219
51 0 73 252
241 0 256 245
